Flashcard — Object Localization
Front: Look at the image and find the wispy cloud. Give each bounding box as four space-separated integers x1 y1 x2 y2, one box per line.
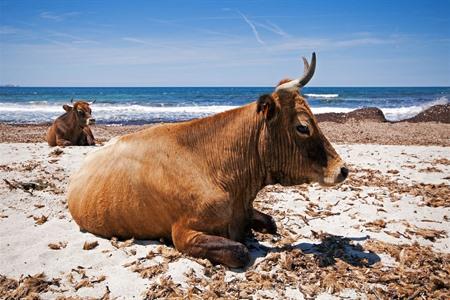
253 21 290 38
122 37 149 45
146 17 240 39
0 25 23 35
237 11 265 45
47 30 98 44
268 35 403 52
39 11 80 22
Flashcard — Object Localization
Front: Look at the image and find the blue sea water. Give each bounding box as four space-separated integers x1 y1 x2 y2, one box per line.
0 86 448 124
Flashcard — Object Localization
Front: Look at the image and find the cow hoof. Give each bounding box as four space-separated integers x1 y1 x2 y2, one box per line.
227 244 250 268
252 210 278 234
266 217 277 234
264 216 277 234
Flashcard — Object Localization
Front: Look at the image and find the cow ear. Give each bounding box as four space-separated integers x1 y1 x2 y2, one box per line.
63 105 73 112
256 94 277 120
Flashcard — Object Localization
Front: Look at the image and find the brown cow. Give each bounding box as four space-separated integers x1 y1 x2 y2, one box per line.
46 100 96 147
68 53 348 267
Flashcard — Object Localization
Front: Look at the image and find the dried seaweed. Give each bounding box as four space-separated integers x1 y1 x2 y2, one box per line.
83 241 99 250
131 263 168 279
143 276 184 299
74 278 93 291
0 273 60 299
364 219 387 232
405 225 447 241
110 237 134 249
419 166 442 173
3 178 59 195
49 148 64 157
48 241 67 250
364 241 450 298
33 215 48 225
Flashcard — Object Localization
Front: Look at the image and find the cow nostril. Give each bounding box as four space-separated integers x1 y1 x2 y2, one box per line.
340 167 349 179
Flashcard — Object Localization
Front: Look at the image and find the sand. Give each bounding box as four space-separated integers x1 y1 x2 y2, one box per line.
1 141 449 299
1 120 450 146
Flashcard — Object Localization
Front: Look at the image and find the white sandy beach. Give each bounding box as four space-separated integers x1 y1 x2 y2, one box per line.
0 143 449 299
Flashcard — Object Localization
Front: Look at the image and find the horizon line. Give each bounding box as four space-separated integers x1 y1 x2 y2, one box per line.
1 85 449 88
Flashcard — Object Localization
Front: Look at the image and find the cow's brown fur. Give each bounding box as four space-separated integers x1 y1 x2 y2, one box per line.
68 88 347 267
46 101 96 147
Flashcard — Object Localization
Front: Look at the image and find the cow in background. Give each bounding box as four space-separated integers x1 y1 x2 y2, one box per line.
47 99 96 147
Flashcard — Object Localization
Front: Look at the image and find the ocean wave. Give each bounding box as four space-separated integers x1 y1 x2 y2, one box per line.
380 96 449 121
311 107 353 114
0 96 447 123
305 93 339 98
0 104 238 114
0 104 239 124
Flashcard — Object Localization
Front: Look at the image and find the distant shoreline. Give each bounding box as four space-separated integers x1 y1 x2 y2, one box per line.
1 86 448 124
2 86 450 88
1 106 449 146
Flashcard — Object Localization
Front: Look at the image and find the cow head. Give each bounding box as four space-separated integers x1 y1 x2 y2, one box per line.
63 100 96 127
257 53 348 186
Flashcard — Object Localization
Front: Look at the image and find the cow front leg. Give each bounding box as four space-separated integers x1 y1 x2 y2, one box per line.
85 135 95 146
56 138 72 147
172 223 250 268
83 127 96 146
251 209 277 234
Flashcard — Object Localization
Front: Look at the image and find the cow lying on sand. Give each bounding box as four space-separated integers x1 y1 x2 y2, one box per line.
68 53 348 267
47 100 96 147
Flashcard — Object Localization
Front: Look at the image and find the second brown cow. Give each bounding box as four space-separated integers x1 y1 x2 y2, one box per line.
46 100 96 147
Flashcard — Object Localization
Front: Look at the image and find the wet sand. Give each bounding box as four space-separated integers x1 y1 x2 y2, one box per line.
1 120 449 146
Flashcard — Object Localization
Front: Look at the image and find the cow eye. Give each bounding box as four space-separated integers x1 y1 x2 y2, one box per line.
296 124 310 135
77 110 84 115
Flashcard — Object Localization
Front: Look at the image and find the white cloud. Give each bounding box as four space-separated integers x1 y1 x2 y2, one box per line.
47 30 98 44
0 26 24 35
39 11 80 21
268 35 402 52
122 37 149 45
238 11 265 45
253 21 290 38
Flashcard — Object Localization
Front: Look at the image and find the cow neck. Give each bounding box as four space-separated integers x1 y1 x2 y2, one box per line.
179 103 267 201
257 113 298 186
60 111 84 131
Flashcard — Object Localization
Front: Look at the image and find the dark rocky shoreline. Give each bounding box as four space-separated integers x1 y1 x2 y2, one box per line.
1 104 449 146
316 104 450 123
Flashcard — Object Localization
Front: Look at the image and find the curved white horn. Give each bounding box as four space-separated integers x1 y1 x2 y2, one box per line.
276 52 316 92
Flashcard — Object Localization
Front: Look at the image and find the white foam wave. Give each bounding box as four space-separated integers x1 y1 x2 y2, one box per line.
0 104 238 114
0 103 239 123
305 93 339 98
380 96 449 121
0 96 447 123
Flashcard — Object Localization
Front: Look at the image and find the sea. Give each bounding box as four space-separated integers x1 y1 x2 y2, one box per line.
0 87 448 125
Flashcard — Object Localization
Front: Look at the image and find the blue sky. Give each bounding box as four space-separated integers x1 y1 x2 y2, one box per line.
0 0 449 86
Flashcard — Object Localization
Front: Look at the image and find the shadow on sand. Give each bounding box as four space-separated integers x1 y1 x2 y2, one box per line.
247 233 380 268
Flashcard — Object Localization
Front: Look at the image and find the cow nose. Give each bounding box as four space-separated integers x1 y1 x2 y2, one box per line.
90 118 96 124
340 167 349 179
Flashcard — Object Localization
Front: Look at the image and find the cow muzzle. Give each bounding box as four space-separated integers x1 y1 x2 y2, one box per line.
321 162 349 186
87 118 96 125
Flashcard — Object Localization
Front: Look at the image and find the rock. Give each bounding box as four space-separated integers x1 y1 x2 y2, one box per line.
317 107 387 123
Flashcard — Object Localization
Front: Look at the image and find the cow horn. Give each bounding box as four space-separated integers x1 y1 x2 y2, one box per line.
276 52 316 92
90 99 96 104
302 56 310 74
71 97 74 103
